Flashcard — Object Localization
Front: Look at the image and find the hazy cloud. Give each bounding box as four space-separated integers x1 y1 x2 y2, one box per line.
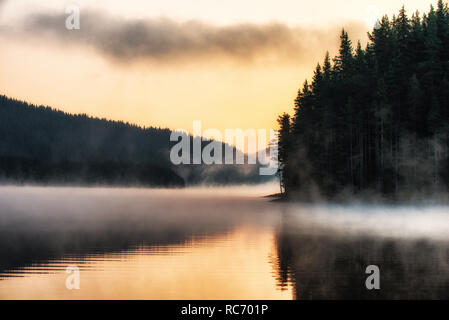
2 9 367 64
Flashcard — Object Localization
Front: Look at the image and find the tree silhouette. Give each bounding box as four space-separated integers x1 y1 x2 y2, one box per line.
278 4 449 200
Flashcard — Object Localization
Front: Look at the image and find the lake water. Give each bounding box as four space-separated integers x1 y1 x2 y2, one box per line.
1 185 449 299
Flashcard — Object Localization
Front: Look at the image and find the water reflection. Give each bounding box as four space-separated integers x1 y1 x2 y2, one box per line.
2 186 449 299
0 186 292 299
274 205 449 299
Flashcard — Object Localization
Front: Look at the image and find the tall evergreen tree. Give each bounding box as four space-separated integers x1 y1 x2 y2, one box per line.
277 3 449 200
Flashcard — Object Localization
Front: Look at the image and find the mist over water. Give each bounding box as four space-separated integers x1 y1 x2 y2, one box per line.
277 203 449 299
0 185 449 299
283 203 449 240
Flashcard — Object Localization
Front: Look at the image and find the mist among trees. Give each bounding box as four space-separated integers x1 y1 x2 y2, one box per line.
0 95 266 186
277 2 449 200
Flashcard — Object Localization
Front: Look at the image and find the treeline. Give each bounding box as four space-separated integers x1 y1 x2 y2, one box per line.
0 156 185 187
277 2 449 200
0 95 186 187
0 95 266 186
0 96 172 164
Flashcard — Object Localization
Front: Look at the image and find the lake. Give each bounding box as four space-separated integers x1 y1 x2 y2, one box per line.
1 185 449 299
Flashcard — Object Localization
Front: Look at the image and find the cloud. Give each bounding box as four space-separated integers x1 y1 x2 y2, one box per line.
2 9 367 64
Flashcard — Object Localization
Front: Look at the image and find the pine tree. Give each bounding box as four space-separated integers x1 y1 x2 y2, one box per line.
334 29 354 76
277 3 449 199
277 113 291 194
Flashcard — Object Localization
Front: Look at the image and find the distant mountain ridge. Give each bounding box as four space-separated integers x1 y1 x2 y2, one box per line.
0 95 172 163
0 95 268 186
0 95 185 186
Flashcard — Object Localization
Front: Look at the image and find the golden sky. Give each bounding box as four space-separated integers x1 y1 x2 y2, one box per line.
0 0 440 136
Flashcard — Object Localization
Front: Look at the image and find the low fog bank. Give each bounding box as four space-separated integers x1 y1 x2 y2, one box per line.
0 178 279 192
281 184 449 206
275 226 449 299
281 203 449 241
275 204 449 299
2 185 449 299
0 186 279 274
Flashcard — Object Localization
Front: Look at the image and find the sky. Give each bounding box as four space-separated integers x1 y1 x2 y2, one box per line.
0 0 440 137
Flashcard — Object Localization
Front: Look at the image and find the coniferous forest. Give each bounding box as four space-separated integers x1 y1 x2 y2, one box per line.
277 2 449 200
0 95 187 187
0 95 266 186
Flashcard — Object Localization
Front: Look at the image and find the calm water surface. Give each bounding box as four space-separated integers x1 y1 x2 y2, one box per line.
0 186 292 299
1 186 449 299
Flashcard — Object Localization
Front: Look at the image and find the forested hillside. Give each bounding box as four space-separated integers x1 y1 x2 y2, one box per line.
277 2 449 200
0 95 186 186
0 95 267 186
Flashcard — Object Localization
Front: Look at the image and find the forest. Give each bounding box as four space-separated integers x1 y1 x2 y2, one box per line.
0 95 265 186
277 2 449 200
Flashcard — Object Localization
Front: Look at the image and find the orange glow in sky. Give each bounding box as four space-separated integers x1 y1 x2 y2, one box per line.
0 0 440 136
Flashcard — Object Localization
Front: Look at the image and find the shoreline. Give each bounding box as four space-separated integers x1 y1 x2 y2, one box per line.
267 192 449 206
